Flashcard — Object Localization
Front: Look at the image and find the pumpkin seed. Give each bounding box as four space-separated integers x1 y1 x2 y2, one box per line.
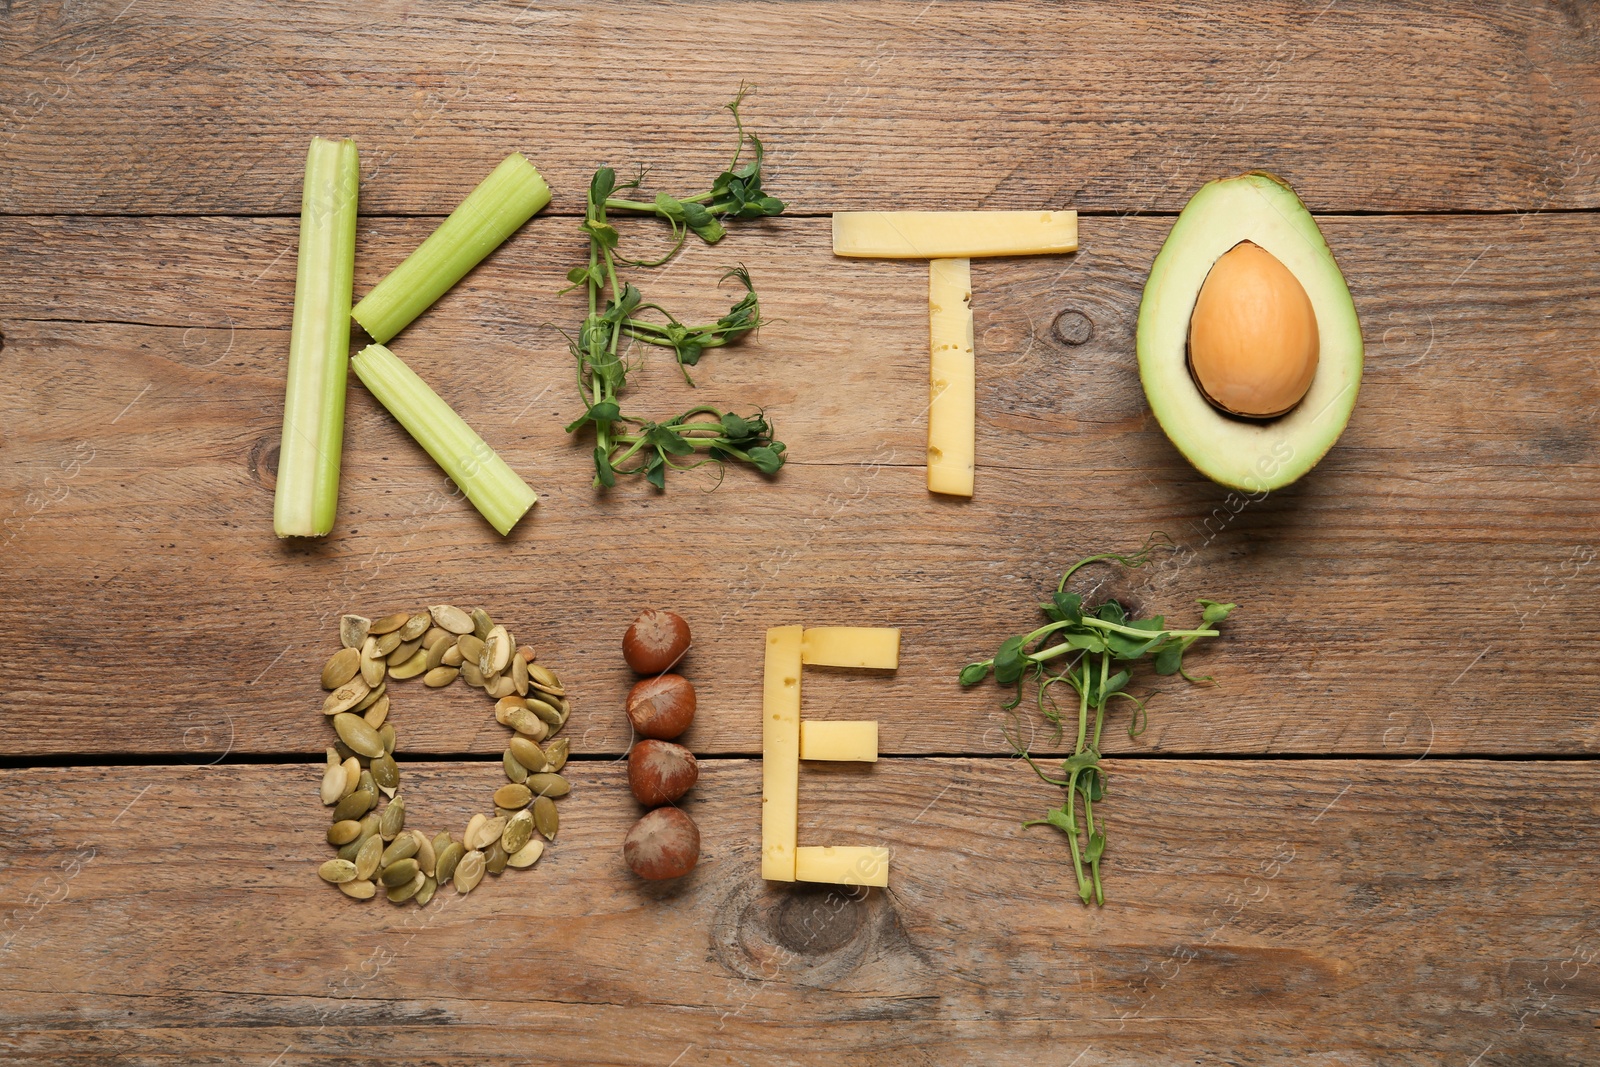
340 878 376 899
374 630 403 657
380 857 418 887
320 755 346 805
379 795 406 840
528 773 570 798
355 833 383 880
322 647 362 690
385 640 422 670
370 753 398 790
516 643 536 662
435 841 466 885
378 723 396 756
323 678 371 716
333 713 384 758
432 831 453 856
332 789 375 823
412 829 437 877
387 870 425 902
483 625 512 673
453 850 486 893
380 833 418 867
430 604 474 634
341 614 371 650
415 874 437 906
511 654 530 696
528 662 562 691
509 737 548 772
423 666 459 687
526 698 563 726
471 607 494 640
422 626 452 650
505 707 547 740
338 757 360 797
362 695 390 729
370 612 411 635
441 644 465 667
506 839 544 868
353 680 386 712
485 840 510 874
358 768 376 795
484 673 516 700
424 638 451 671
463 813 488 850
494 806 520 820
543 737 569 774
327 819 363 845
399 612 432 641
503 750 528 784
386 650 425 682
501 809 535 854
460 662 486 688
455 634 485 667
480 816 507 847
533 795 559 840
360 644 386 687
494 783 533 810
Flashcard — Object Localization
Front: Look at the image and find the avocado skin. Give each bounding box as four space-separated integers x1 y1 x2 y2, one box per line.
1137 172 1363 493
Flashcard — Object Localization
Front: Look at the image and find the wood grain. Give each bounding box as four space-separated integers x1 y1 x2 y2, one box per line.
1 0 1597 216
0 760 1595 1065
1 214 1596 758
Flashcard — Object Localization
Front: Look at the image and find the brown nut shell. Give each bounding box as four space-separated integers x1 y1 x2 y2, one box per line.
627 740 699 807
623 807 700 880
622 609 691 675
626 673 696 740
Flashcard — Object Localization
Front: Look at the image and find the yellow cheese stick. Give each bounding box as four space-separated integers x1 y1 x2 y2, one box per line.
927 258 975 497
800 720 879 762
761 625 804 881
801 626 901 669
832 210 1078 259
795 846 890 887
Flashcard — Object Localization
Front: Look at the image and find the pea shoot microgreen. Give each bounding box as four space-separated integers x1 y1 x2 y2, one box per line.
563 88 788 489
959 536 1238 905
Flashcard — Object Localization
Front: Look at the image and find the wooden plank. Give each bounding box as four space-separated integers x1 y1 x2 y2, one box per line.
0 759 1595 1064
0 213 1596 758
1 0 1597 215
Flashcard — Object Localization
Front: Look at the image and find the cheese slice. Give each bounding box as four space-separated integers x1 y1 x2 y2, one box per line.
800 627 900 669
928 258 975 497
795 846 890 887
832 211 1078 259
761 625 804 881
800 720 879 762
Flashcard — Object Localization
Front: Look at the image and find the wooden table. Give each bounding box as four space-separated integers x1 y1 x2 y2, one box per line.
3 2 1598 1063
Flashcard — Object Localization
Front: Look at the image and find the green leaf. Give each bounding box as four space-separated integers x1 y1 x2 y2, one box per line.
584 219 619 250
1062 751 1100 774
959 662 991 686
645 423 695 457
1153 641 1183 676
1053 592 1084 624
1085 830 1106 862
1043 806 1074 834
1200 599 1237 625
566 265 591 285
644 453 666 490
720 411 752 439
993 634 1029 686
1097 600 1127 626
746 443 785 474
589 167 616 204
562 400 621 434
681 202 726 244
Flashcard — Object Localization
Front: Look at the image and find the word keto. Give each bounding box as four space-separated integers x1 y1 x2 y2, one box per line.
761 625 899 888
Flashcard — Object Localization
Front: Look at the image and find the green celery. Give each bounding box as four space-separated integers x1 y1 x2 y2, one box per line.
350 343 537 535
351 153 551 343
274 136 360 538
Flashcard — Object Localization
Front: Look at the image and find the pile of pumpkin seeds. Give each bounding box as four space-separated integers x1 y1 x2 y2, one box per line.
315 605 572 905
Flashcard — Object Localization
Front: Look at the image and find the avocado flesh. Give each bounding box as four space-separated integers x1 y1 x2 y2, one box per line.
1137 172 1363 492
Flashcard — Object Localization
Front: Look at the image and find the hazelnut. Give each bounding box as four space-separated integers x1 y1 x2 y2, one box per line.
622 609 691 675
628 740 698 807
623 807 700 880
626 673 696 740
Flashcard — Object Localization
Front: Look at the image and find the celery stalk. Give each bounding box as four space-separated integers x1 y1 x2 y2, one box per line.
350 344 537 535
351 153 551 343
274 136 360 538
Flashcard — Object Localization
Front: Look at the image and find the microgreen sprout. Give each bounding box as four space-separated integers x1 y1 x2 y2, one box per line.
959 535 1237 905
564 88 788 489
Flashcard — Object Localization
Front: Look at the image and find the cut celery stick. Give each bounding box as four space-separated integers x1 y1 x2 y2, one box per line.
351 153 551 343
274 136 360 538
350 344 537 535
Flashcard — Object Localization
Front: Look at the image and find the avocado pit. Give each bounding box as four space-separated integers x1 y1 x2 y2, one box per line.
1186 240 1319 419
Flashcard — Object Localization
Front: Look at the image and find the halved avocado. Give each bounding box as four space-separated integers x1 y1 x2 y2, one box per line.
1137 172 1362 492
